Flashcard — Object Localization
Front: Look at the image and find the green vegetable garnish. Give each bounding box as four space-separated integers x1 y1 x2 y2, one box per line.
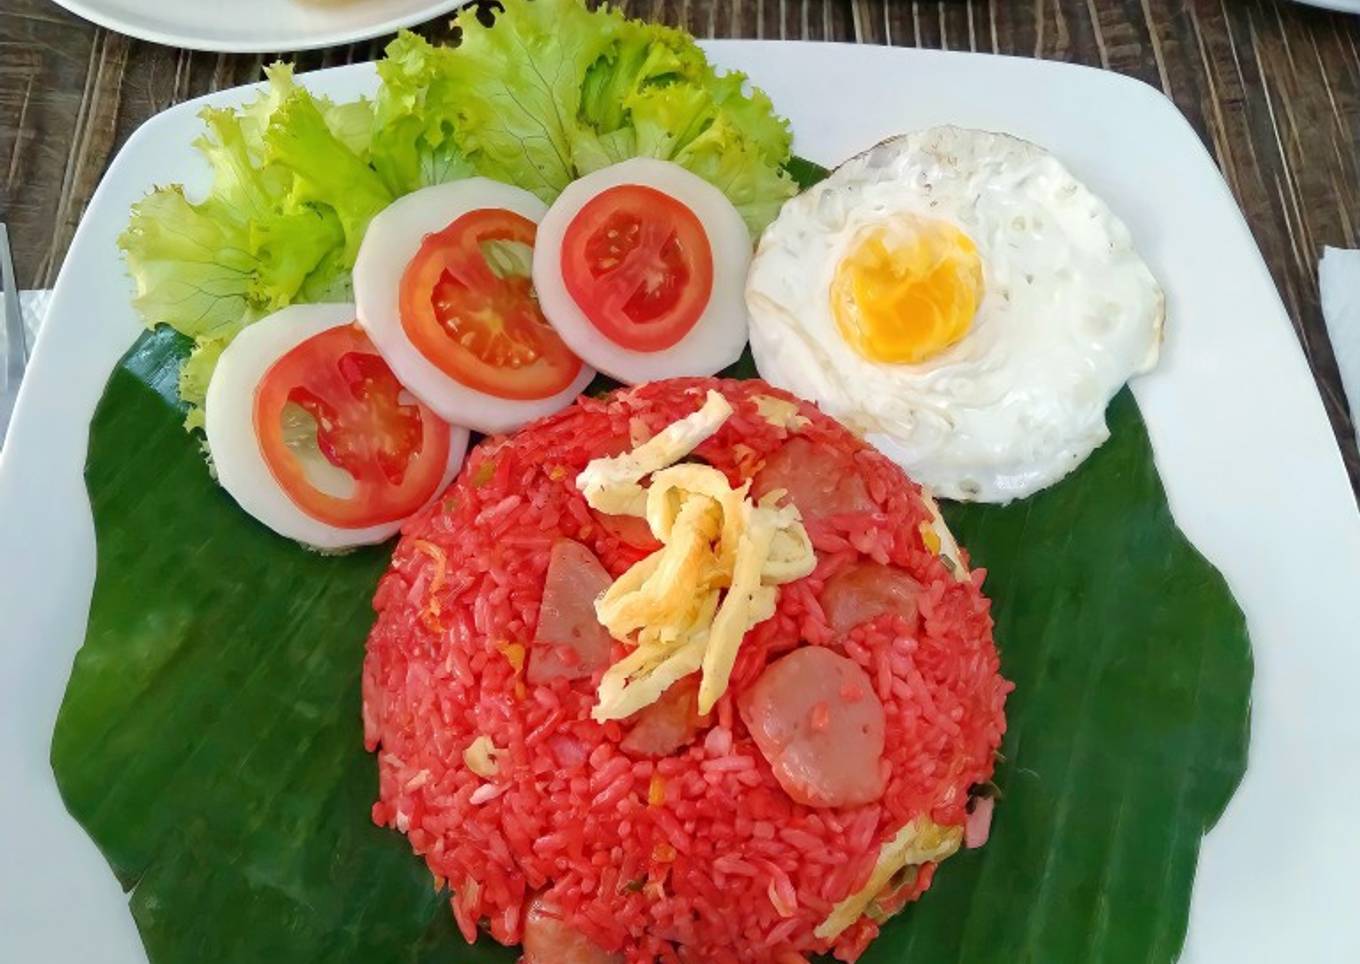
120 65 373 427
118 0 796 429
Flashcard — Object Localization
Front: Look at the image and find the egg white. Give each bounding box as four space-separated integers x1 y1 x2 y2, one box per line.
533 158 752 384
353 178 596 434
746 126 1165 503
205 303 468 550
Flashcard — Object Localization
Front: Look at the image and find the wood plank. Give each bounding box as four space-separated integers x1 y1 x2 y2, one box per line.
0 0 1355 490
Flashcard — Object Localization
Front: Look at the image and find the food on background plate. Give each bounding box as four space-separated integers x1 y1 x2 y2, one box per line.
362 378 1010 962
746 126 1165 503
204 303 467 549
353 178 595 432
533 159 753 384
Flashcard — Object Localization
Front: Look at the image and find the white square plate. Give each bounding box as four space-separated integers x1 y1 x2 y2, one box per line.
1292 0 1360 13
48 0 466 53
2 41 1358 963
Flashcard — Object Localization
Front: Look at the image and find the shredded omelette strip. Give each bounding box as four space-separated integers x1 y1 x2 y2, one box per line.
576 390 734 517
578 391 817 721
917 487 969 581
815 817 964 940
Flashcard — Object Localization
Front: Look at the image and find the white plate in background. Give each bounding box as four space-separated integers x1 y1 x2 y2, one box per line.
50 0 466 53
1290 0 1360 13
1 41 1359 964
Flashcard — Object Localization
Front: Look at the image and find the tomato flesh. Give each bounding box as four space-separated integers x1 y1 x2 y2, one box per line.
254 323 451 528
289 352 424 487
400 208 583 400
561 185 713 352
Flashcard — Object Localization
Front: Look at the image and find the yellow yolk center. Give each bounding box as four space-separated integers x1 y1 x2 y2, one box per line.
831 219 984 364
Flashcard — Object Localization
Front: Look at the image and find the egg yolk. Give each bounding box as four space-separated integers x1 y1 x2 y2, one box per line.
830 219 984 364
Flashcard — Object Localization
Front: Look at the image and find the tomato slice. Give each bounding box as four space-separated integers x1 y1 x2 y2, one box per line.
253 322 451 528
560 184 714 352
400 208 583 400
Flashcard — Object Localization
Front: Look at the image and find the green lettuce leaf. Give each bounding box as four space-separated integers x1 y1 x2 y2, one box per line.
248 204 345 307
178 337 229 430
120 187 256 340
671 115 798 235
423 0 796 231
119 67 379 427
580 15 796 229
263 89 392 266
438 0 619 197
370 32 475 197
579 20 710 137
704 69 792 163
321 96 379 159
235 64 377 167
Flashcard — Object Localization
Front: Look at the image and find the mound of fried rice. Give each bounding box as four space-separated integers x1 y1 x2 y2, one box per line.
362 378 1010 963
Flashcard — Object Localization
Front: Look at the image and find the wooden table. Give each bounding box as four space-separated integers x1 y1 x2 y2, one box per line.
2 0 1358 494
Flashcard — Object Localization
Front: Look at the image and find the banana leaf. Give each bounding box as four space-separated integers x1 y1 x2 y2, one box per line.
51 161 1251 963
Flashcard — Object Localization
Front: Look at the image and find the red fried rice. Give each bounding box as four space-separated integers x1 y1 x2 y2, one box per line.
362 377 1010 963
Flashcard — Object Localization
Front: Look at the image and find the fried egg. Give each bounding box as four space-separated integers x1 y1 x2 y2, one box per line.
746 126 1164 502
